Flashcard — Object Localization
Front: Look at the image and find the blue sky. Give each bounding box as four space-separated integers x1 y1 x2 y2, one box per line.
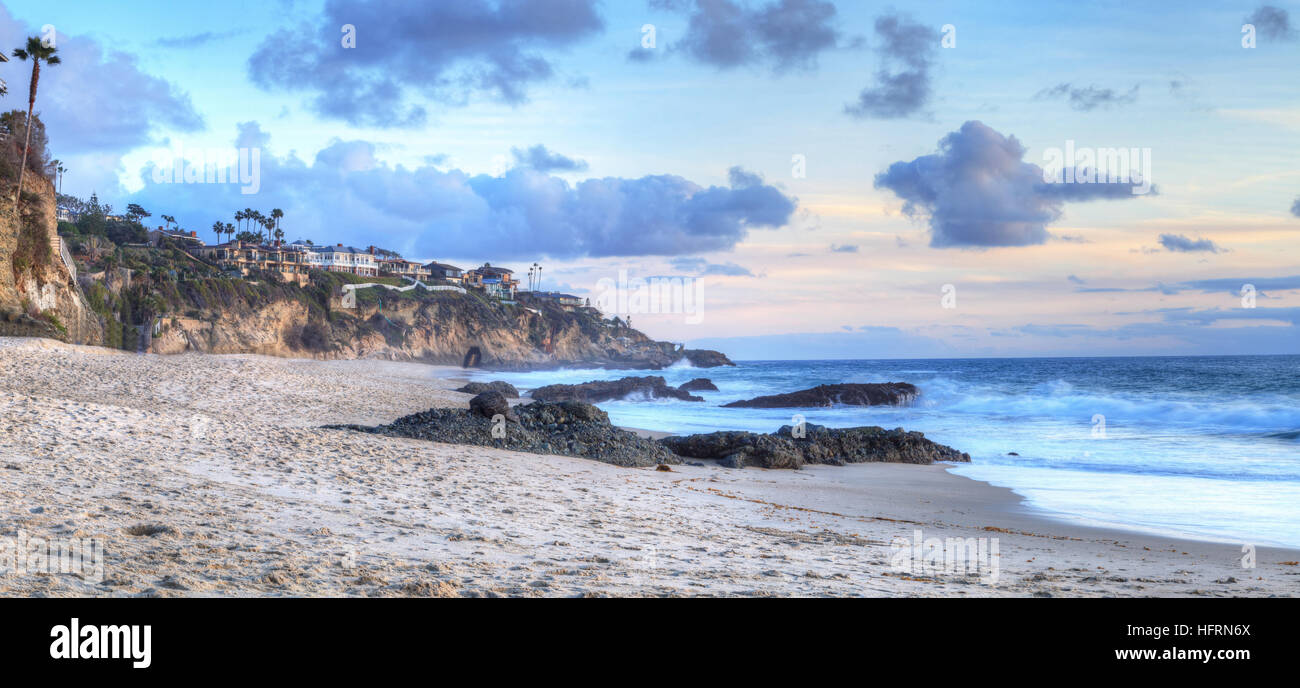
2 0 1297 357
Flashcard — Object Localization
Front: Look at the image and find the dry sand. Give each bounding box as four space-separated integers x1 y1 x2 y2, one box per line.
1 337 1296 597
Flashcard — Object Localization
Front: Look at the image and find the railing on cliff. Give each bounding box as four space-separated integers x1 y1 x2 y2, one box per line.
56 235 76 282
339 278 467 307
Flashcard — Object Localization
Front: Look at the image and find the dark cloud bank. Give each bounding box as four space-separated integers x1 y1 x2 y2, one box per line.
247 0 606 127
844 15 936 119
648 0 844 71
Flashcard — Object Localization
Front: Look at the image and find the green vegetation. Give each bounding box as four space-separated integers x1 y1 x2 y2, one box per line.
9 213 51 281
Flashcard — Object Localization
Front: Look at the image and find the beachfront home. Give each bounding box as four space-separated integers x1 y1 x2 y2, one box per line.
147 227 206 248
533 291 584 310
378 257 431 281
193 240 311 285
305 243 380 277
425 262 464 283
465 263 517 291
465 264 519 300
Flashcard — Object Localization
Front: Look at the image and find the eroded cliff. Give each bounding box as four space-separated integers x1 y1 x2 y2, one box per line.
0 174 103 344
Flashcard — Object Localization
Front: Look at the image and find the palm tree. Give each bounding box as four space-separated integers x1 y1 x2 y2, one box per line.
224 222 235 244
11 36 61 214
211 221 223 244
271 208 283 244
161 214 176 230
234 210 245 233
50 159 65 193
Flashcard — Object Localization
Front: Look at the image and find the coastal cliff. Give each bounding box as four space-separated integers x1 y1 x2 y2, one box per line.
0 174 103 345
147 285 722 370
2 173 725 369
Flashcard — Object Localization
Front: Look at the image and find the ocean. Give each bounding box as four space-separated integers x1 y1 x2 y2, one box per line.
467 356 1300 549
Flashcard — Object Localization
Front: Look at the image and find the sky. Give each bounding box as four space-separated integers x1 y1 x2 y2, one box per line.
2 0 1297 358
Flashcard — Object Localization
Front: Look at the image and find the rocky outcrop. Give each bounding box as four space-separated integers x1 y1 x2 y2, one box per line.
660 423 969 469
680 349 735 367
332 399 680 468
0 174 103 345
530 376 704 403
468 391 516 421
677 378 719 392
721 383 919 408
456 381 520 397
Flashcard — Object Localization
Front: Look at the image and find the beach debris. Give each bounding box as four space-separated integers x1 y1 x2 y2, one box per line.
124 523 180 537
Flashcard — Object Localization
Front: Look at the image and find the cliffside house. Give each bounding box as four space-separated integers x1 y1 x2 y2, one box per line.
148 227 206 248
193 240 312 286
304 243 380 277
533 291 584 310
425 262 464 283
465 263 518 299
378 257 431 281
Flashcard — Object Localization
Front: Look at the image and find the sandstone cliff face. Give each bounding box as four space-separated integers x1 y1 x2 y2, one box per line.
147 289 691 370
0 175 103 345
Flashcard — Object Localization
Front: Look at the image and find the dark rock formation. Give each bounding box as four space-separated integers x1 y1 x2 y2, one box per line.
456 381 520 397
680 349 735 368
462 346 482 368
659 423 968 469
468 391 515 422
530 376 704 403
329 400 679 468
677 378 719 392
721 383 919 408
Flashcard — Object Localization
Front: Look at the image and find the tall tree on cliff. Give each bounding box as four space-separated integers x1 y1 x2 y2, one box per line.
271 208 284 245
11 36 60 214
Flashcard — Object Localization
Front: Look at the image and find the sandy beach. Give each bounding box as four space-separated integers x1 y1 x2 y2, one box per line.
1 337 1296 597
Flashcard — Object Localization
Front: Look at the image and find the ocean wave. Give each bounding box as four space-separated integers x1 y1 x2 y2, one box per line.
912 377 1300 432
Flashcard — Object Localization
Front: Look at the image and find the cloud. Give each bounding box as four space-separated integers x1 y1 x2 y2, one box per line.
1245 6 1295 41
626 46 659 62
1067 274 1086 284
844 15 936 119
511 144 588 172
652 0 843 71
874 121 1148 248
154 30 244 49
668 257 754 276
1292 195 1300 217
0 13 204 155
829 243 858 253
1178 275 1300 295
1162 307 1300 326
1035 83 1139 111
246 0 605 127
125 124 796 261
1158 233 1220 253
0 10 204 196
